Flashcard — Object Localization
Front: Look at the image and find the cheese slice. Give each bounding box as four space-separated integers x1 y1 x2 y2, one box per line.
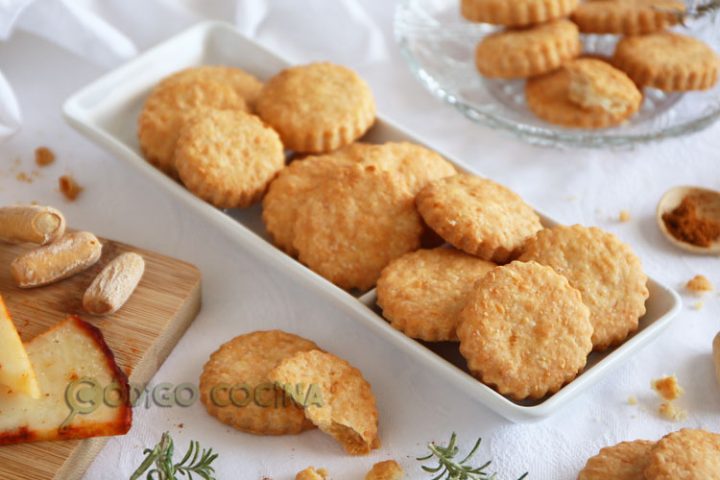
0 294 40 399
0 315 132 445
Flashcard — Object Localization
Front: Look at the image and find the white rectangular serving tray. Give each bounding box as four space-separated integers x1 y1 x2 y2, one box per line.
63 21 682 422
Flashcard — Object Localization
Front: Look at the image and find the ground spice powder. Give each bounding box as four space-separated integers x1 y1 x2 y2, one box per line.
662 193 720 247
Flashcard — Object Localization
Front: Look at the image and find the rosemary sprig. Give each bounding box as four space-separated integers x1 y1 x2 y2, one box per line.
665 0 720 24
129 431 218 480
417 432 528 480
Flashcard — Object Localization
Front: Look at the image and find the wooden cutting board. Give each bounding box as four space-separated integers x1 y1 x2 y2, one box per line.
0 237 202 480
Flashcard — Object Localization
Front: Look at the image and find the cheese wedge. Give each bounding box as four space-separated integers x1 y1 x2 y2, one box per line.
0 294 40 398
0 315 132 445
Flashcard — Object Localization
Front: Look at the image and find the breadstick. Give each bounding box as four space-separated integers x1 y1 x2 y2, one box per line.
10 231 102 288
0 205 66 245
83 252 145 315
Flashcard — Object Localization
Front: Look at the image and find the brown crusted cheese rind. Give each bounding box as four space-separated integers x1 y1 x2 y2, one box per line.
269 350 380 455
519 225 649 351
0 315 132 445
175 110 285 208
416 174 543 263
461 0 579 26
475 19 581 79
613 32 720 92
199 330 318 436
256 63 376 153
376 248 495 341
457 261 592 400
571 0 685 35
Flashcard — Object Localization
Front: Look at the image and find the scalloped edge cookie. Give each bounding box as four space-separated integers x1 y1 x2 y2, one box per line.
457 261 592 400
475 19 581 79
461 0 579 26
256 62 376 153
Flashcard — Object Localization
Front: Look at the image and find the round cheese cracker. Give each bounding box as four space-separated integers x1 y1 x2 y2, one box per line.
475 19 580 79
644 429 720 480
416 174 543 263
263 142 454 256
613 32 720 92
457 261 592 400
199 330 318 435
519 225 649 351
461 0 579 26
138 79 248 176
159 65 263 109
175 109 285 208
578 440 655 480
269 349 380 455
293 165 423 291
377 248 495 342
571 0 684 35
256 62 376 153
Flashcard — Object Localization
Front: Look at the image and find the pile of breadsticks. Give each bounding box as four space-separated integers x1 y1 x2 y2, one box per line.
0 205 144 315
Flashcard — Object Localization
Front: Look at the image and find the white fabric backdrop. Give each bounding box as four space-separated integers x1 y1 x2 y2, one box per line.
0 1 718 479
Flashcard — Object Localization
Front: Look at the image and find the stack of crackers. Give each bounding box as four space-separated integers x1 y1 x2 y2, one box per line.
463 0 720 129
377 176 649 401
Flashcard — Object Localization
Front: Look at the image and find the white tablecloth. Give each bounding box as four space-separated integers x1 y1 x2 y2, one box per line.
0 1 718 479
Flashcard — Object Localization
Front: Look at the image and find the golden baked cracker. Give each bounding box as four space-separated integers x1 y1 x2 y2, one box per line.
296 467 328 480
293 165 423 291
519 225 649 351
175 109 285 208
263 142 452 256
614 32 720 92
526 65 638 129
644 429 720 480
269 350 380 455
138 80 248 176
416 174 543 263
366 460 404 480
376 248 495 342
475 19 581 79
160 65 263 109
461 0 579 26
256 62 376 153
567 58 642 119
571 0 684 35
263 150 358 255
457 261 592 400
199 330 318 436
578 440 655 480
354 142 457 195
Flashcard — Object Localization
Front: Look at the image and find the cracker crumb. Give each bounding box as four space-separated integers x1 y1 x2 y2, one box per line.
627 395 638 405
652 375 684 401
295 467 328 480
692 301 704 311
59 175 83 201
686 275 714 296
16 172 32 183
619 210 631 223
366 460 404 480
658 401 687 421
35 147 55 167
